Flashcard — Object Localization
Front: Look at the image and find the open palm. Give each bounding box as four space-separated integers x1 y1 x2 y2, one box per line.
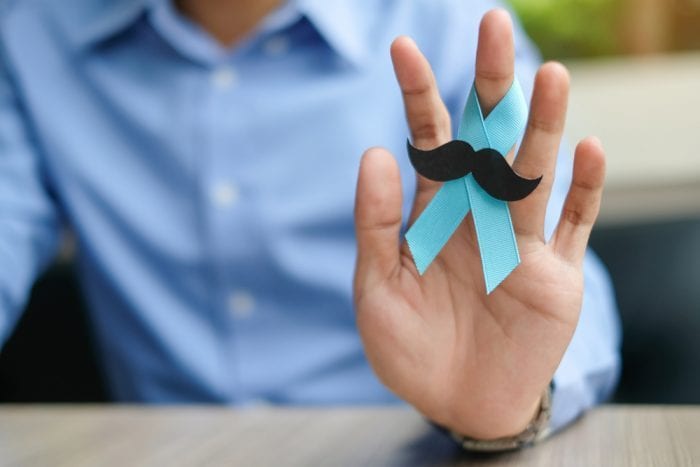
353 10 605 439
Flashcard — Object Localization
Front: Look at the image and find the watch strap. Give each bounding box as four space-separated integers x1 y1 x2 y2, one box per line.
450 384 553 452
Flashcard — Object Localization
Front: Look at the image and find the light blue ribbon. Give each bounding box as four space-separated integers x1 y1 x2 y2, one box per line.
405 79 528 293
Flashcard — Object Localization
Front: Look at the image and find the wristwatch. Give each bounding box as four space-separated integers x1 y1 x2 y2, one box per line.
450 384 553 452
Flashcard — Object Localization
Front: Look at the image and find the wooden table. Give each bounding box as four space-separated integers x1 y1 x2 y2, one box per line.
1 405 698 466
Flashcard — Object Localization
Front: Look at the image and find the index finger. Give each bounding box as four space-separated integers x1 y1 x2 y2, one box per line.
391 36 452 198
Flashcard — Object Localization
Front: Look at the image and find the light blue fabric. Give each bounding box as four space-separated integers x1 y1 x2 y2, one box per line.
406 80 527 292
0 0 620 432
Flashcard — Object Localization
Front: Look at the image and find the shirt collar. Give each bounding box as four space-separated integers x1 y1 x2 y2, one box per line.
296 0 372 67
50 0 154 49
52 0 373 67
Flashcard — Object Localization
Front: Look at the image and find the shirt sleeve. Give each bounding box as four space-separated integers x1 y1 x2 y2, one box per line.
426 0 622 435
0 41 61 346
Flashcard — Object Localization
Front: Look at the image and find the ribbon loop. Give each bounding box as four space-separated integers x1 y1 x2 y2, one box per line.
405 79 528 293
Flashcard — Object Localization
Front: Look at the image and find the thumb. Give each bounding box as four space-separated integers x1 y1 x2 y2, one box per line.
354 147 403 294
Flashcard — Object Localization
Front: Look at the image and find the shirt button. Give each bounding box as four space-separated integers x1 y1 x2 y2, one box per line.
263 36 289 56
210 182 239 207
228 290 255 319
211 66 237 89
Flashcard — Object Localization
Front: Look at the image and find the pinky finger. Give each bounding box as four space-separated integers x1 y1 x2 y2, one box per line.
552 137 606 265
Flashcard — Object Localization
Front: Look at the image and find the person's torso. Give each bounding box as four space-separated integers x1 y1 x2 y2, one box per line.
0 0 483 403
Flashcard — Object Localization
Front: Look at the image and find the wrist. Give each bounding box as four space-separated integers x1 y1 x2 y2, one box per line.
441 385 550 441
453 385 553 451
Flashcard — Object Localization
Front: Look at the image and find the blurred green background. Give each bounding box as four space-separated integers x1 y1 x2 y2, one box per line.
507 0 700 59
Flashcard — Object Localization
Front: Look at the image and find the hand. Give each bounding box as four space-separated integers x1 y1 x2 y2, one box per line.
353 9 606 439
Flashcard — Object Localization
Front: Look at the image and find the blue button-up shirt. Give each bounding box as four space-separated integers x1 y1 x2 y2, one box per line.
0 0 620 431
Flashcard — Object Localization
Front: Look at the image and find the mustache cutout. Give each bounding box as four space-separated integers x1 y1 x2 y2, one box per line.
407 139 542 202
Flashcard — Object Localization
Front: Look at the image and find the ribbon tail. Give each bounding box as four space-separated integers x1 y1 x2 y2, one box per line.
458 79 527 293
405 179 471 275
404 78 527 289
464 174 520 294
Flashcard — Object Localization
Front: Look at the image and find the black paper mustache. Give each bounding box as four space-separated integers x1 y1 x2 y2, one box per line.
407 140 542 202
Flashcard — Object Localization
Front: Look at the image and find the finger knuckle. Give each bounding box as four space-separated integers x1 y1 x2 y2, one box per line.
573 177 602 192
527 116 561 135
411 114 450 146
562 207 591 227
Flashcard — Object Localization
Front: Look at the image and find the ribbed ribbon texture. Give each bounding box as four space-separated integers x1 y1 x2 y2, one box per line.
405 79 528 293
